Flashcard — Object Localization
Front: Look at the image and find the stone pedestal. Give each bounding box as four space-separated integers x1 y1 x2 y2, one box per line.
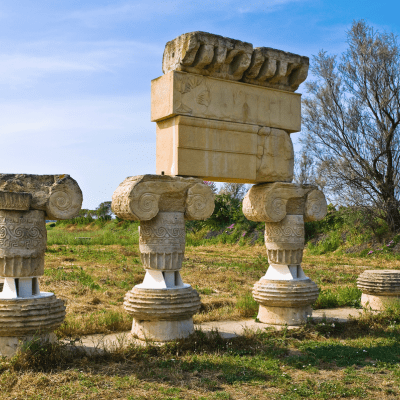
112 175 214 341
357 270 400 311
0 175 82 357
243 183 327 325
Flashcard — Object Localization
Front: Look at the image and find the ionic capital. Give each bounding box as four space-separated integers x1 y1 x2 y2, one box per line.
0 174 83 220
112 175 215 221
242 182 327 222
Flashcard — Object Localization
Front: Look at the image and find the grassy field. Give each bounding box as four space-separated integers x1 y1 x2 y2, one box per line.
1 221 400 399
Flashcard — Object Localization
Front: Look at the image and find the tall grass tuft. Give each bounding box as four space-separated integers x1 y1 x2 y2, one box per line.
314 287 362 309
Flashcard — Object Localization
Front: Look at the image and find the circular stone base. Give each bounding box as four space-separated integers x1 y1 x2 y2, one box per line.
257 305 312 326
131 318 194 341
361 293 400 311
124 285 201 321
0 293 65 336
0 332 56 358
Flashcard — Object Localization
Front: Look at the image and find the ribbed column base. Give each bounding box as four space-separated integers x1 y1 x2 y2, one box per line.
253 278 319 325
124 286 201 321
357 270 400 295
0 293 65 336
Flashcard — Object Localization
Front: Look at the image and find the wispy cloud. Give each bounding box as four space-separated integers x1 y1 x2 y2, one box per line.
0 39 161 87
66 0 309 26
66 1 181 25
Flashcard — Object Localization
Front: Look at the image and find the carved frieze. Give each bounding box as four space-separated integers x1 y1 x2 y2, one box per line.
264 215 305 265
162 32 309 92
0 210 46 277
0 192 31 211
139 212 185 270
243 47 309 91
162 31 253 82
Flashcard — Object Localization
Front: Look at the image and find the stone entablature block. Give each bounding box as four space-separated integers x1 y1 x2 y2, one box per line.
155 116 294 183
162 31 309 92
151 71 301 132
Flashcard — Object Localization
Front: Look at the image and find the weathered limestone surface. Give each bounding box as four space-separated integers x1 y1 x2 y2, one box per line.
112 175 214 221
243 183 327 325
156 116 294 183
124 286 201 321
0 333 56 358
0 174 82 357
162 32 309 91
242 182 327 223
153 32 308 184
0 191 31 210
151 71 301 131
112 175 214 341
0 294 65 336
162 32 253 82
0 209 47 277
139 212 185 271
0 174 83 220
243 47 309 91
357 270 400 310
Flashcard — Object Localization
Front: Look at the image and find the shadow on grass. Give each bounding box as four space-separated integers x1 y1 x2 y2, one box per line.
285 342 400 368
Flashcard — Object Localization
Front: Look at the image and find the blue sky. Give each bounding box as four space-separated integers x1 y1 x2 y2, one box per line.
1 0 398 209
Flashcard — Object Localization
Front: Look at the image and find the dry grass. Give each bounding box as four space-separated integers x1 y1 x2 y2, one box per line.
2 240 400 399
40 242 400 336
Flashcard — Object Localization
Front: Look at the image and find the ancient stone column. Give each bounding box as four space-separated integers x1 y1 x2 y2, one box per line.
243 183 327 325
112 175 214 341
357 270 400 310
0 174 83 357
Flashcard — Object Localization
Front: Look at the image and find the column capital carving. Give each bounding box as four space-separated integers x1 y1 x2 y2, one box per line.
242 182 327 222
0 174 83 220
112 175 215 221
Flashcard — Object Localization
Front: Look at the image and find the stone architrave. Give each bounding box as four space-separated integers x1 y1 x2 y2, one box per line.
152 32 309 184
151 71 301 130
155 116 294 183
357 270 400 311
112 175 214 341
0 174 83 358
243 183 327 325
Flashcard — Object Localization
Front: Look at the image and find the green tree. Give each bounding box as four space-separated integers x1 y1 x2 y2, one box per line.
96 201 112 219
302 20 400 232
